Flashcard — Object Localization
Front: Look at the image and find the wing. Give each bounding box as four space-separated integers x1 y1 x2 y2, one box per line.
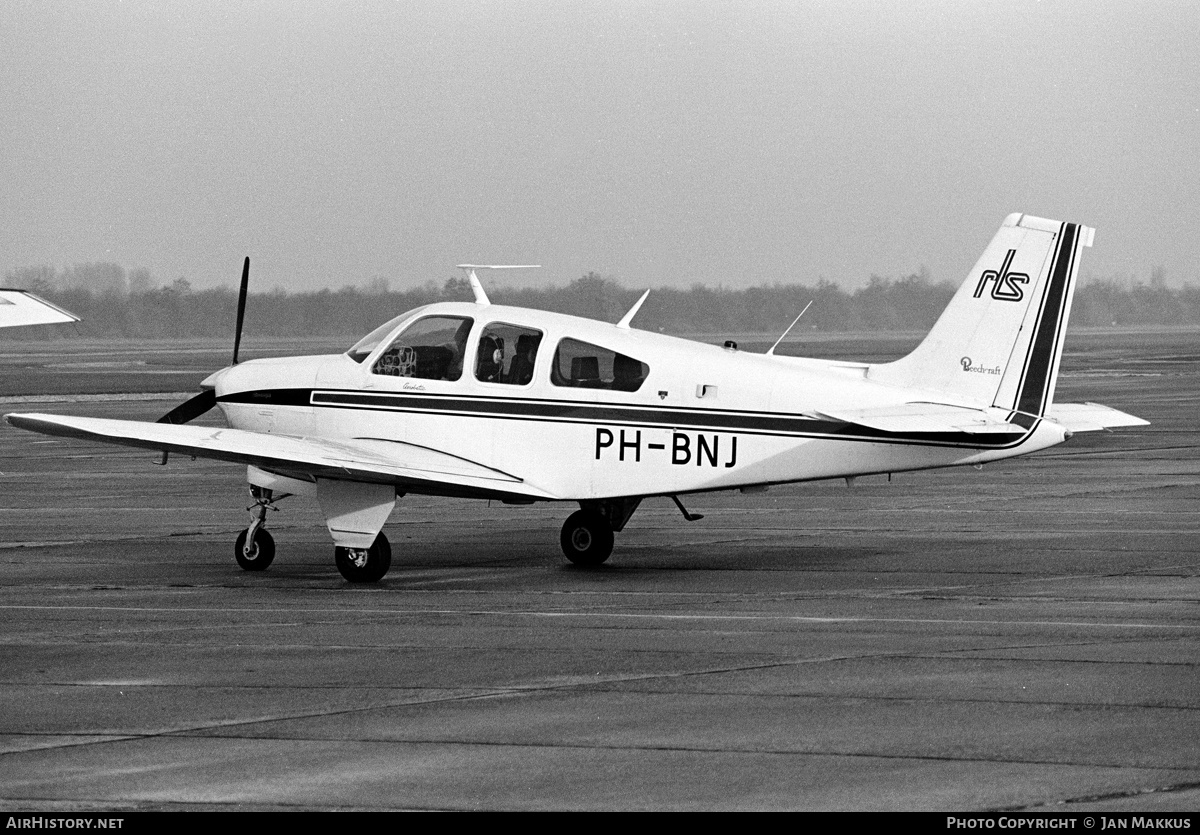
5 413 554 501
1044 402 1149 432
0 291 79 328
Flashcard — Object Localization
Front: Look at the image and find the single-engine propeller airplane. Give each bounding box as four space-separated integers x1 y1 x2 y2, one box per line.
6 214 1146 582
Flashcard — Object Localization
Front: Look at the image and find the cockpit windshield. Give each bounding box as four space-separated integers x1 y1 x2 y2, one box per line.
346 306 429 363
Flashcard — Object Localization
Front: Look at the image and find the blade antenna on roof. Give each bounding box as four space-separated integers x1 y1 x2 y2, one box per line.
467 269 490 305
456 264 541 306
616 289 650 329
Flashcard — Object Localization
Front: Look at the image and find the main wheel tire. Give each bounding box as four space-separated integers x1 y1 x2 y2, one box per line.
234 527 275 571
335 532 392 583
560 510 614 566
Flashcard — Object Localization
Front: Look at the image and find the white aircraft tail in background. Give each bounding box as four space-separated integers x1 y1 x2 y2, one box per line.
6 214 1147 582
0 290 79 329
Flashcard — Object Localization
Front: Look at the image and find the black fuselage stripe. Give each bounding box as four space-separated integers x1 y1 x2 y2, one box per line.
218 389 1034 450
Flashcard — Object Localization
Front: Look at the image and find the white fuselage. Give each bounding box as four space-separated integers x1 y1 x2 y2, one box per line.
213 302 1067 502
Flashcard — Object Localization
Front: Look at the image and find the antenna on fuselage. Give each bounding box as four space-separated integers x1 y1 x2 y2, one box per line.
616 289 650 329
766 300 814 356
455 264 541 306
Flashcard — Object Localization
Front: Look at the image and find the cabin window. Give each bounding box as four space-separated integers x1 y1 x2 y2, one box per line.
475 323 543 385
550 338 648 392
371 315 473 381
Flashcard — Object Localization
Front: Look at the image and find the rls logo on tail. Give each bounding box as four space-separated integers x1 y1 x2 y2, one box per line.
973 249 1029 302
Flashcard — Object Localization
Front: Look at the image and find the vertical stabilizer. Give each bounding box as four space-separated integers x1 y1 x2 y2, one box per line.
868 214 1092 419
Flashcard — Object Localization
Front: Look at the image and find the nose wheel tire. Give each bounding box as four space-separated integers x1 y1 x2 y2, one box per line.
335 533 392 583
560 510 614 566
234 527 276 571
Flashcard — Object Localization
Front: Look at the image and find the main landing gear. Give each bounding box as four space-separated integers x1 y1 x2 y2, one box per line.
233 482 696 578
334 534 392 583
235 478 397 583
558 496 702 566
559 497 644 567
560 510 615 566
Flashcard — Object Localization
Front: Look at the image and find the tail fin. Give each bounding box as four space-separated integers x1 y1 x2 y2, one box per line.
868 213 1093 420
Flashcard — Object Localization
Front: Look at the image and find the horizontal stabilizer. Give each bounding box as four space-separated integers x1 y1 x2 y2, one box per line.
814 403 1022 435
5 413 552 500
1044 402 1149 433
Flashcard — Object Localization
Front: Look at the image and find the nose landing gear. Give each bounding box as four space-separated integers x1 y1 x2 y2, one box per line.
234 485 284 571
234 526 275 571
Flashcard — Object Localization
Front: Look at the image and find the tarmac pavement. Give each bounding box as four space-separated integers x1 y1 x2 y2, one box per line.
0 330 1195 811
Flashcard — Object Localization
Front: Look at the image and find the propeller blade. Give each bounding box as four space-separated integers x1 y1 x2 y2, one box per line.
156 389 217 425
157 257 246 425
232 256 249 365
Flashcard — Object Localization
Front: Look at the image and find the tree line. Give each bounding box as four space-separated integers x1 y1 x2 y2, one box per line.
4 262 1199 341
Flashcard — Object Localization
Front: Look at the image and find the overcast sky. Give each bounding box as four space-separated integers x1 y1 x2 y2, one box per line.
2 1 1197 293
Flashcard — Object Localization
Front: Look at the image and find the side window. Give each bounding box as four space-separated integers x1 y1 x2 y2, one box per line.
550 338 649 392
475 322 543 385
372 316 473 381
